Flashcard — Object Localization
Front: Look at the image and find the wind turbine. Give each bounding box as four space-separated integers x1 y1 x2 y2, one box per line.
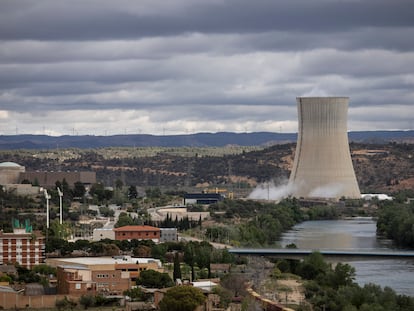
57 187 63 225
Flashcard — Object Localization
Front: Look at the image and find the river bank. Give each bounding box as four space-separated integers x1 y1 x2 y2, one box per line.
279 218 414 296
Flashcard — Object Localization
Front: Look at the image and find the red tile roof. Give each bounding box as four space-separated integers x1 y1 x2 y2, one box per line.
113 225 160 232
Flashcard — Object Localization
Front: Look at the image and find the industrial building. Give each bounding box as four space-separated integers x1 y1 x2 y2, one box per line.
19 171 96 187
0 161 95 191
0 162 25 185
183 193 223 205
289 97 361 199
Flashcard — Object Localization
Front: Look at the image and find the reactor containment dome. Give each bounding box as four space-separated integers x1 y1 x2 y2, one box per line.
289 97 361 199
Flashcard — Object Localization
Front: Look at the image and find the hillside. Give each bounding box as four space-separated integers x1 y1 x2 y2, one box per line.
0 142 413 195
0 130 413 149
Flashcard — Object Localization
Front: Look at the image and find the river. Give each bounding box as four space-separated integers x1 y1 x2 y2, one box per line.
279 218 414 296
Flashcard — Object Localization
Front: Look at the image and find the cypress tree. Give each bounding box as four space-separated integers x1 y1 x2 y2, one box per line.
173 252 182 281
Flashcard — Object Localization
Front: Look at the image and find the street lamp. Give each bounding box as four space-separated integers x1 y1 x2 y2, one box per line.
43 189 51 229
57 187 63 225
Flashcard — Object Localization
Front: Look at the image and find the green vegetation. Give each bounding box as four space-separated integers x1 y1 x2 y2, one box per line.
123 287 150 302
1 143 414 310
55 296 77 310
137 269 174 288
274 252 414 311
159 285 206 311
376 192 414 248
210 198 303 246
173 252 182 281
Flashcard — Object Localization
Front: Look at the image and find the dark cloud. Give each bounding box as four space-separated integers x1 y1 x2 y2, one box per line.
0 0 413 135
1 0 413 40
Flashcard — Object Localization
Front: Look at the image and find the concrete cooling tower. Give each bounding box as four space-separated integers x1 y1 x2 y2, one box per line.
289 97 360 199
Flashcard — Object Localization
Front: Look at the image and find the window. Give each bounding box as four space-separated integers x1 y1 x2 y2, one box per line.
75 283 81 290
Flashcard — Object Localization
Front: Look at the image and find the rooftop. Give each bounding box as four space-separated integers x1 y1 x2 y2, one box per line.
0 161 22 167
48 256 162 268
113 225 160 232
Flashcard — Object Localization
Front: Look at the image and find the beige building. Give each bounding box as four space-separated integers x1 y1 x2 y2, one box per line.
0 161 95 193
92 227 115 241
47 256 163 296
0 162 25 185
289 97 361 199
19 171 96 187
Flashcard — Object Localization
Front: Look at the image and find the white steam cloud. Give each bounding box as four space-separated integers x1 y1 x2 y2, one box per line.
249 179 348 200
308 182 345 198
248 178 296 201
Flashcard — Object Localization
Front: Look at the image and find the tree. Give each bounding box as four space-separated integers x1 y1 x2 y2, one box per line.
173 252 182 281
89 183 113 203
45 237 73 255
195 243 212 278
56 296 77 311
55 297 69 311
32 264 57 277
123 288 149 301
159 286 206 311
115 179 123 190
99 206 115 217
183 243 196 281
79 294 95 309
128 185 138 199
298 251 330 280
115 212 135 227
49 220 72 240
137 269 174 288
330 262 356 288
73 181 86 198
102 243 120 256
220 273 247 298
133 244 152 257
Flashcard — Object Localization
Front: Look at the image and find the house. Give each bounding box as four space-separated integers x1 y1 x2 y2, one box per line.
113 225 160 242
160 228 178 243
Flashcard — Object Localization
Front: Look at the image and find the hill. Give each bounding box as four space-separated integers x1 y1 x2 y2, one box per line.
0 130 413 149
0 142 413 195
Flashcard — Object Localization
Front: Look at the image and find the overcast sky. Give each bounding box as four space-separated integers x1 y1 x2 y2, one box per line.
0 0 413 136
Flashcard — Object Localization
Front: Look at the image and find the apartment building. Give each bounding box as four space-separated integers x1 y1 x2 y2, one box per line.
0 227 45 269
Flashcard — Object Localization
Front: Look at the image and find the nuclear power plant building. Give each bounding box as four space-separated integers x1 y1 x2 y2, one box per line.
289 97 361 199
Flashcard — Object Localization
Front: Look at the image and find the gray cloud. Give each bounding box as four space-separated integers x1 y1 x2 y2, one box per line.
0 0 413 135
1 1 413 40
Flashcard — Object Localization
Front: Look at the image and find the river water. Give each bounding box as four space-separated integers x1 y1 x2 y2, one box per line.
279 218 414 296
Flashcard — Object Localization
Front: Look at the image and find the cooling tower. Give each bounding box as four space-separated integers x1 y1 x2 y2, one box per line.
289 97 360 199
